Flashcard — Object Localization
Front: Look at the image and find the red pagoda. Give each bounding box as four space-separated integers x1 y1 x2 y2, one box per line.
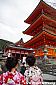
23 0 56 58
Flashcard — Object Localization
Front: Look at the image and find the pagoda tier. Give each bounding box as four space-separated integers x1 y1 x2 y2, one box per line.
23 14 56 36
24 31 56 49
24 0 56 24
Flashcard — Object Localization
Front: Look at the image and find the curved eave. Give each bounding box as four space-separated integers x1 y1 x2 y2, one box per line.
24 31 56 48
23 14 56 36
5 46 34 52
23 14 43 35
24 0 56 24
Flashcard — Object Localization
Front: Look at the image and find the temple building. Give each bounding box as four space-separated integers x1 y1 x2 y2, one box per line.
4 38 33 61
23 0 56 58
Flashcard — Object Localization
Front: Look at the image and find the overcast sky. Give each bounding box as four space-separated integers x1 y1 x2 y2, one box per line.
0 0 56 43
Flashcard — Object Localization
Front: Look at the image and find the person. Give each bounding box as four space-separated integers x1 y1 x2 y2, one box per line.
0 57 26 85
0 65 3 74
24 55 43 85
20 62 26 75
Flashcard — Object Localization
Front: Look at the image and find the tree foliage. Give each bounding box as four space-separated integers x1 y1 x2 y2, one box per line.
0 39 13 51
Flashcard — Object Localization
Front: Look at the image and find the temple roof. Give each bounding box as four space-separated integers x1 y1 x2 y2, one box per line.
23 14 56 36
24 0 56 24
24 31 56 49
5 45 34 52
15 38 24 47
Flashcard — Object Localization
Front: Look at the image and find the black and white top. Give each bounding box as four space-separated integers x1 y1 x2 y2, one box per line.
24 66 43 85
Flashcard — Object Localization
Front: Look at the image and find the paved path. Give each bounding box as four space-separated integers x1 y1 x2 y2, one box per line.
43 74 56 85
43 74 56 81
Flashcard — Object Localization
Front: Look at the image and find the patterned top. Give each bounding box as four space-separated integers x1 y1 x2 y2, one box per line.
0 71 26 85
24 66 43 85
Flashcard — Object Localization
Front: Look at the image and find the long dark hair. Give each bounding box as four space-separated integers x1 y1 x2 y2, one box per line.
5 57 18 72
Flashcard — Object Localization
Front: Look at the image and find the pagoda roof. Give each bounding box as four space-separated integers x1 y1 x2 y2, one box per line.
24 31 56 49
23 14 56 36
24 0 56 24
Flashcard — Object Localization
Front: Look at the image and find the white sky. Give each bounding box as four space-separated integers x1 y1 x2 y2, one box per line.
0 0 56 43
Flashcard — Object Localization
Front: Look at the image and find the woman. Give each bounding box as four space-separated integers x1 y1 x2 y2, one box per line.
24 55 43 85
0 57 26 85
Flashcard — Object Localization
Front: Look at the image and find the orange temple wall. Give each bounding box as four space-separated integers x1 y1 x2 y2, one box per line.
35 48 56 57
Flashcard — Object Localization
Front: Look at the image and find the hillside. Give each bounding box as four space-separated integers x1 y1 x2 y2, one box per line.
0 39 14 51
